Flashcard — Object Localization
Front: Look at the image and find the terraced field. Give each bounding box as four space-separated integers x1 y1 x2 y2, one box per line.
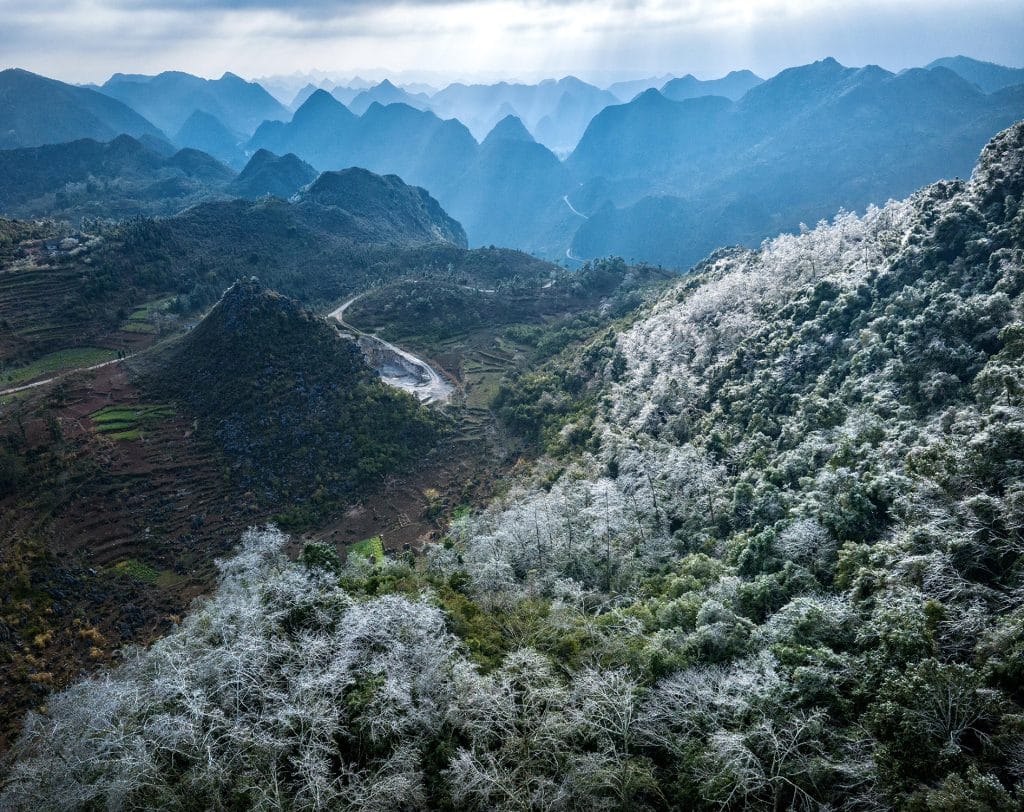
89 403 175 441
0 363 261 749
1 347 118 387
0 237 174 380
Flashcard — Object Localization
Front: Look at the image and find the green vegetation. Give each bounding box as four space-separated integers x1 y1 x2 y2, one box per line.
348 535 385 565
345 256 670 346
90 403 174 440
0 135 233 221
1 347 117 386
110 558 160 584
120 299 172 334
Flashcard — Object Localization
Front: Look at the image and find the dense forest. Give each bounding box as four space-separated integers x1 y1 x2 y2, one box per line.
3 118 1022 810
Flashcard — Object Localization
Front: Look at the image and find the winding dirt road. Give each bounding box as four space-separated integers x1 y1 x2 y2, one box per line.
329 296 453 405
2 296 455 407
562 194 589 219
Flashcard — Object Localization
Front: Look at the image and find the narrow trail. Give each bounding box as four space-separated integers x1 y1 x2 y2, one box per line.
0 304 216 400
0 354 137 398
329 296 454 406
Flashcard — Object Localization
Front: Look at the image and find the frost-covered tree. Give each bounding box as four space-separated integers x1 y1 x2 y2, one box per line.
2 529 461 811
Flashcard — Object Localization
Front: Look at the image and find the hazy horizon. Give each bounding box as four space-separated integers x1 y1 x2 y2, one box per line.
2 0 1021 87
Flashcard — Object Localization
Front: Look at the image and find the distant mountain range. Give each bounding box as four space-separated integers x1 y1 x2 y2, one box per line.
0 68 165 149
926 55 1024 92
240 56 1024 265
99 71 288 137
660 70 763 101
606 74 676 102
174 110 244 168
429 76 619 153
0 56 1021 268
568 57 1024 266
348 79 432 115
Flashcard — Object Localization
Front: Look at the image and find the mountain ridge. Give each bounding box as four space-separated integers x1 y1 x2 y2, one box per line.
0 68 164 149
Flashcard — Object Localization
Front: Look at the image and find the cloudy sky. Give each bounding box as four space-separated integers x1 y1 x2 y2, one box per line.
2 0 1021 85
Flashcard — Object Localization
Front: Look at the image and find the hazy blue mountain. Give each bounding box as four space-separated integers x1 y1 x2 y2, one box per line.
289 83 321 110
660 69 763 101
449 131 571 251
292 167 468 247
571 58 1024 188
247 97 477 206
481 114 535 145
0 68 164 149
226 149 318 200
606 74 675 102
249 90 358 169
100 71 288 136
248 90 575 250
330 86 361 106
402 82 439 96
352 103 478 200
569 58 1024 267
534 77 620 153
429 76 617 149
174 110 244 168
532 82 621 154
568 89 732 183
348 80 432 115
926 55 1024 93
163 147 237 185
138 133 178 157
0 134 233 217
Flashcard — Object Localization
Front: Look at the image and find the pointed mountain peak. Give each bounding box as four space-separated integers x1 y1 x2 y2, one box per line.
300 88 339 108
635 87 668 104
293 89 353 122
229 148 317 199
483 114 535 146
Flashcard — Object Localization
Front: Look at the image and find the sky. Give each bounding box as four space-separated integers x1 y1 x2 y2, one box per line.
1 0 1022 87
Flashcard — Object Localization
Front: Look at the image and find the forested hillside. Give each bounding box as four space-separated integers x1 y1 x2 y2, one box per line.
4 121 1022 811
0 135 234 218
141 279 445 513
